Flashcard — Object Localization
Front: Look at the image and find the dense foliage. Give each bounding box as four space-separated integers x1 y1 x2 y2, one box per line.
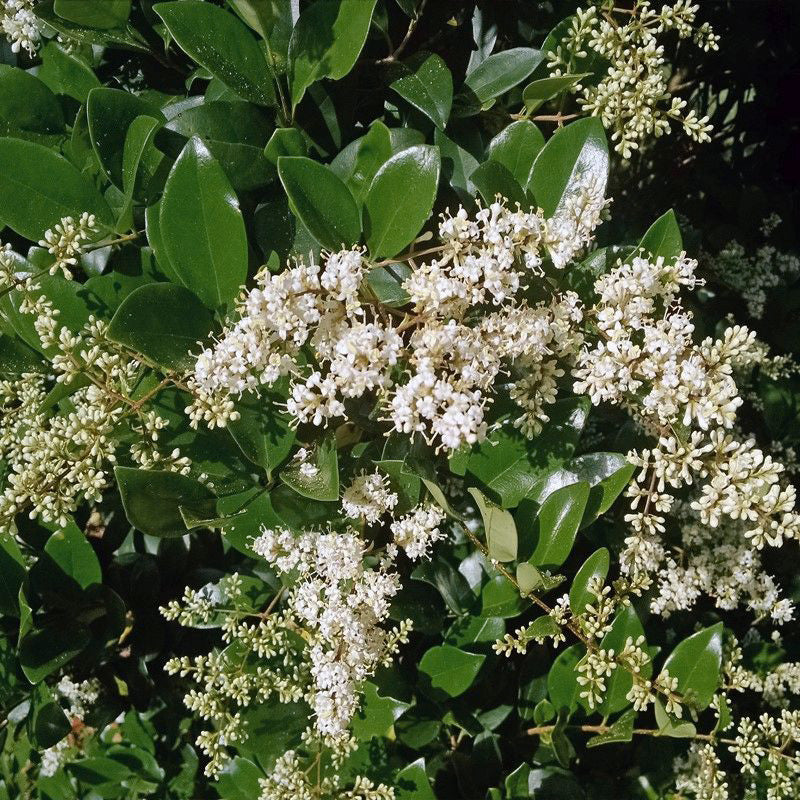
0 1 798 799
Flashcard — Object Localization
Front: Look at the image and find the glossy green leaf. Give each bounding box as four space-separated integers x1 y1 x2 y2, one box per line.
54 0 131 28
115 466 216 537
31 699 71 749
569 548 609 616
38 41 100 103
264 127 306 167
470 160 529 208
462 47 543 107
529 117 609 217
289 0 377 108
468 487 517 562
0 334 46 375
445 615 505 648
107 283 215 371
662 623 723 710
654 698 697 738
155 2 275 106
364 144 440 258
597 605 649 716
278 156 361 250
467 397 590 508
435 129 479 202
44 524 102 589
118 114 161 229
215 757 264 800
627 209 683 263
160 137 248 309
547 644 584 713
87 87 163 188
395 758 436 800
164 101 275 192
0 65 64 136
0 138 112 240
346 120 393 203
528 482 590 568
418 644 485 697
480 575 526 618
522 74 589 112
18 625 91 684
390 52 453 129
280 437 339 501
487 119 545 188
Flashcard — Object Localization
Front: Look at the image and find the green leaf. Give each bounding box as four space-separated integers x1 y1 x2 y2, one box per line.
44 524 102 589
418 644 485 697
462 47 543 108
569 548 609 616
390 52 453 129
435 129 479 202
264 127 306 167
627 209 683 263
522 74 589 112
351 682 411 741
364 144 440 259
164 101 275 193
87 87 163 188
516 562 542 595
445 615 505 648
547 644 584 713
466 397 590 508
662 623 724 711
529 117 609 217
481 574 526 618
115 466 216 538
31 699 71 749
280 437 339 501
467 487 517 562
278 156 361 250
654 698 697 738
107 283 215 371
215 757 264 800
486 119 544 188
0 334 46 375
366 263 411 307
0 65 64 136
528 482 589 568
155 1 275 106
145 201 180 283
470 160 529 209
227 391 295 477
160 136 248 310
586 709 635 748
345 120 393 204
0 534 25 617
288 0 378 109
54 0 131 28
18 625 91 684
0 138 112 240
38 41 101 103
597 605 649 716
118 114 162 229
395 758 436 800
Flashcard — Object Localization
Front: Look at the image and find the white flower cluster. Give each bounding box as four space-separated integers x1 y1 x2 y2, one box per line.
251 526 410 739
39 213 98 281
547 2 717 157
389 503 446 560
341 470 398 523
1 0 40 54
672 742 729 800
189 199 603 450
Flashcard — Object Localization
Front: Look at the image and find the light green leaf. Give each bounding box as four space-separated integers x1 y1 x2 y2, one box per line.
264 127 306 167
43 524 102 589
155 1 275 106
0 137 112 240
418 644 485 697
351 682 411 741
289 0 377 108
390 52 453 129
481 574 526 619
468 487 517 562
522 73 589 112
435 129 479 202
654 698 697 738
395 758 435 800
160 136 248 310
345 120 393 203
462 47 543 108
586 709 635 748
445 615 505 648
278 156 361 250
364 144 441 259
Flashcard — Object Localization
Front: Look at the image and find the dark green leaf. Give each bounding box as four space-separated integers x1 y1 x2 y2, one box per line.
38 42 101 104
480 574 526 618
586 709 635 748
227 391 295 477
627 209 683 263
470 160 529 209
54 0 131 28
435 129 479 202
547 644 583 713
597 605 649 716
364 144 440 258
569 548 609 616
215 757 264 800
44 524 102 589
31 699 71 749
160 136 248 309
0 138 112 240
264 127 306 167
462 47 543 108
528 482 589 568
0 65 64 136
662 623 723 710
395 758 436 800
487 120 544 188
155 1 275 106
0 534 25 617
522 74 589 112
18 625 91 684
278 156 361 250
654 698 697 738
107 283 215 371
288 0 377 108
390 52 453 129
280 436 339 501
346 120 393 203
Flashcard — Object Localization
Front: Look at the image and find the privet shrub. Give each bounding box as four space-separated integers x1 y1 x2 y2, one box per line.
0 1 798 799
